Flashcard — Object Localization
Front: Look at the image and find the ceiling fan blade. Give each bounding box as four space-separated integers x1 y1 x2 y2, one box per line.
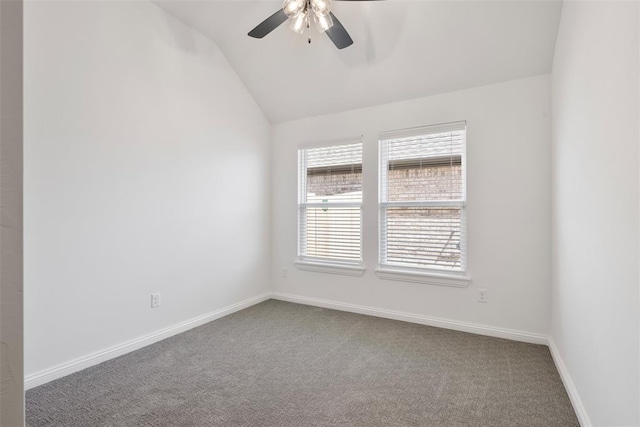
325 13 353 49
248 9 288 39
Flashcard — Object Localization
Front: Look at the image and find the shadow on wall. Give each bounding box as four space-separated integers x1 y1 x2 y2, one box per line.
332 1 406 68
158 6 222 62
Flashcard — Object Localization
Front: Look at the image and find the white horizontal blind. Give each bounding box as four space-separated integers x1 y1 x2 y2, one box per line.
298 140 363 264
379 122 466 273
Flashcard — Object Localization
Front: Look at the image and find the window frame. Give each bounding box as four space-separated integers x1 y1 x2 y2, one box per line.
376 122 471 287
296 138 365 276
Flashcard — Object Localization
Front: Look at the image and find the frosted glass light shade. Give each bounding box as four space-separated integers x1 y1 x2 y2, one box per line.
310 0 331 17
314 12 333 33
290 12 308 34
283 0 305 18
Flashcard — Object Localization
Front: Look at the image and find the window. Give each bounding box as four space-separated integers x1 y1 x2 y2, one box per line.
378 122 468 283
297 139 364 274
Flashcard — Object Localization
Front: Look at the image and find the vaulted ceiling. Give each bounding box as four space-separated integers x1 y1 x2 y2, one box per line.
154 0 562 123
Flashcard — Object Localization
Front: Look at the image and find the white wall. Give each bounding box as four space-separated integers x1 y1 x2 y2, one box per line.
551 1 640 425
272 75 552 337
0 0 24 424
24 1 271 378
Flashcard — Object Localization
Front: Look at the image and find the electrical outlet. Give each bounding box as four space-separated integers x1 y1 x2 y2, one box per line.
282 268 288 278
478 289 487 303
151 293 161 308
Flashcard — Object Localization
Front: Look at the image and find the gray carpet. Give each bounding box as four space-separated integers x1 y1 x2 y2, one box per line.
26 299 579 426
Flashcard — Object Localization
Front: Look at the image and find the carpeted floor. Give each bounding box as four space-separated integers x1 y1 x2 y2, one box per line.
26 299 579 426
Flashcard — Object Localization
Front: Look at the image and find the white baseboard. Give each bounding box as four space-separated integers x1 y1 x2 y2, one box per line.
24 292 272 390
25 290 588 427
272 292 592 424
548 338 592 427
271 292 549 345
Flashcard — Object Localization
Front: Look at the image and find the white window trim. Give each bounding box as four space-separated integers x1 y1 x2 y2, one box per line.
375 267 470 287
377 121 469 286
295 260 366 276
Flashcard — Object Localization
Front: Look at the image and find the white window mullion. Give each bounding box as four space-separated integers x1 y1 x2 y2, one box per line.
382 200 466 208
302 202 363 209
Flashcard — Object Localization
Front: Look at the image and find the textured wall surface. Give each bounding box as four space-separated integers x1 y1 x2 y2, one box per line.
551 1 640 424
24 1 271 379
273 75 552 336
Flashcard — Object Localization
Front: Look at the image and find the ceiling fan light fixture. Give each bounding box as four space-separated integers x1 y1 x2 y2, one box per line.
289 12 308 34
313 12 333 33
283 0 305 18
310 0 331 17
248 0 355 50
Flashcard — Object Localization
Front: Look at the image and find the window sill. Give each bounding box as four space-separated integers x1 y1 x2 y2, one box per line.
295 260 366 277
375 267 470 288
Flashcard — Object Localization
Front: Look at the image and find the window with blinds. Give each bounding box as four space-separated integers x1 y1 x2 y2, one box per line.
379 122 466 273
298 140 363 264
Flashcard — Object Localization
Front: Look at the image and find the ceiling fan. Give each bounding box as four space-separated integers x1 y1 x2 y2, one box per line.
248 0 379 50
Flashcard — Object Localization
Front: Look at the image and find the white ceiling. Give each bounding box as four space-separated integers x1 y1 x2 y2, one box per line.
154 0 562 123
